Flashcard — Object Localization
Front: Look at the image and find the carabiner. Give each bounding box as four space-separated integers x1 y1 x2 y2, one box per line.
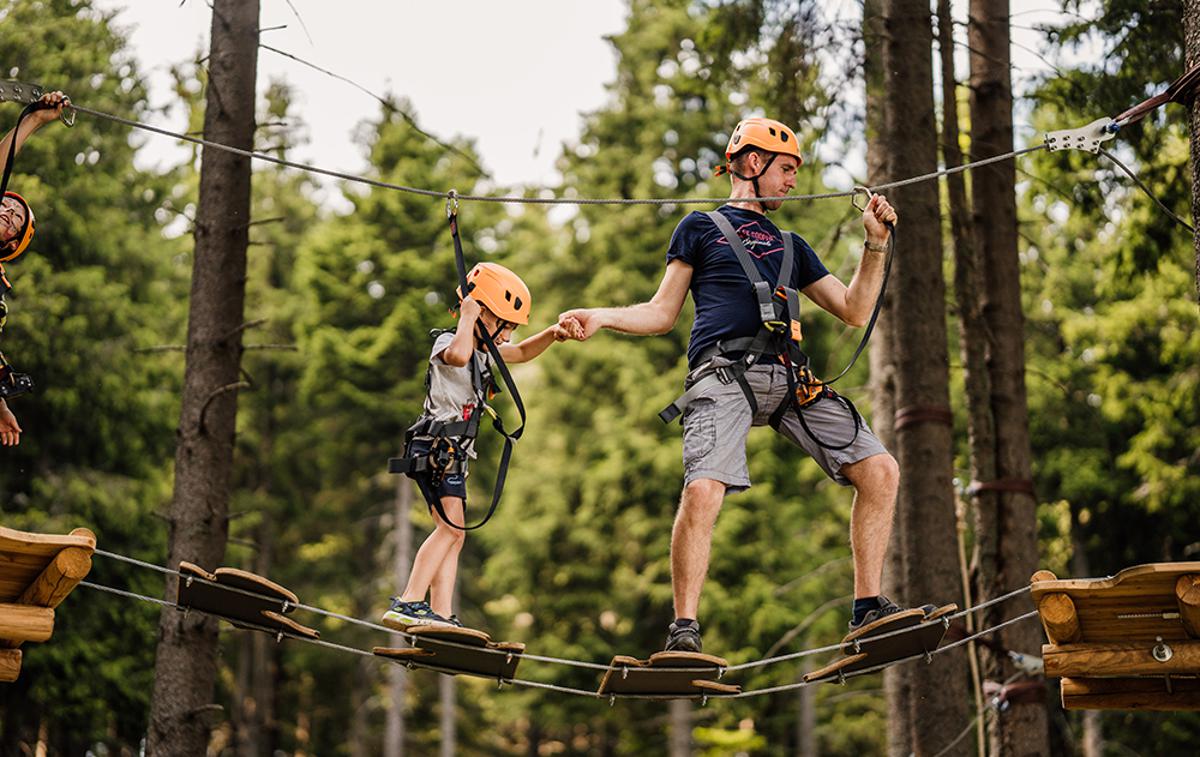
851 185 874 213
445 189 459 220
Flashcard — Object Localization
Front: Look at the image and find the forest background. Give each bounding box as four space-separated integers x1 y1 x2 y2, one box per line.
1 0 1198 755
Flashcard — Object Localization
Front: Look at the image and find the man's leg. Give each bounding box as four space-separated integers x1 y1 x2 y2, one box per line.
671 477 727 619
839 453 900 598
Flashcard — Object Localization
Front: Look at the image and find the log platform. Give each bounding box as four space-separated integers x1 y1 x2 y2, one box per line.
1032 563 1200 710
0 525 96 682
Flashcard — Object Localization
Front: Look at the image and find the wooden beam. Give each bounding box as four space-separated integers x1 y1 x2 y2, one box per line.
1045 640 1200 677
1038 592 1082 644
0 604 54 644
18 546 92 608
0 649 20 682
1062 676 1200 711
1176 574 1200 639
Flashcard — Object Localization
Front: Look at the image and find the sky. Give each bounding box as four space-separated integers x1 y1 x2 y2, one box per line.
92 0 1086 198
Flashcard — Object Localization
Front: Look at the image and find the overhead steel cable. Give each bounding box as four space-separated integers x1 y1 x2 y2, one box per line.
71 102 1043 207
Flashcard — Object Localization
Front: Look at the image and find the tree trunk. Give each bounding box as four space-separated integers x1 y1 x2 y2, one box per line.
796 659 817 757
385 476 415 757
967 1 1051 754
1186 0 1200 302
864 1 912 753
881 0 972 754
147 1 259 754
938 3 989 754
669 699 692 757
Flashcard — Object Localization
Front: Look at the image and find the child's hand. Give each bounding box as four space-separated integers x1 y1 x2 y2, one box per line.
459 295 481 322
32 91 70 125
558 315 585 341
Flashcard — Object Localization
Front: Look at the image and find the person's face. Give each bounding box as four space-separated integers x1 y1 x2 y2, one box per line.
753 154 800 211
0 196 27 249
478 308 516 345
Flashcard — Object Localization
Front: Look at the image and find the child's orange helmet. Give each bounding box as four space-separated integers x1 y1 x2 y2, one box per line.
457 262 531 325
0 192 35 263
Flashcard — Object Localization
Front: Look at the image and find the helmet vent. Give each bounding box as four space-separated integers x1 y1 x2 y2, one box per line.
781 132 789 142
514 297 523 310
504 290 512 301
768 127 777 136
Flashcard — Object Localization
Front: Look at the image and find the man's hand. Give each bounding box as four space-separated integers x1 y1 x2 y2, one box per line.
0 400 21 447
863 193 898 246
31 91 70 127
558 309 602 341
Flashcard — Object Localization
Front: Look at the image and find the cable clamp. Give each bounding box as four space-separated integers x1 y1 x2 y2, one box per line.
445 189 459 219
1045 117 1119 153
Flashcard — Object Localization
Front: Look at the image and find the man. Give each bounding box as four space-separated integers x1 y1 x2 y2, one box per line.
559 117 920 653
0 90 71 446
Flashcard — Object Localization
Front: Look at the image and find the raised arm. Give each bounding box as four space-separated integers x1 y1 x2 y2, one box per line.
802 194 897 327
559 259 694 340
0 92 70 177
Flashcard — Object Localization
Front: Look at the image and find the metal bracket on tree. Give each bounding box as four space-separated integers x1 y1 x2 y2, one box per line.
1044 117 1118 153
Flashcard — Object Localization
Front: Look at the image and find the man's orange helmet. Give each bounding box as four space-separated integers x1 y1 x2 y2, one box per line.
0 192 35 263
456 262 531 326
717 117 803 177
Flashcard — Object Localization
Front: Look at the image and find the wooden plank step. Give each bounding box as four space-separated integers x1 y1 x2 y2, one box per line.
374 625 524 680
597 651 739 699
176 561 318 640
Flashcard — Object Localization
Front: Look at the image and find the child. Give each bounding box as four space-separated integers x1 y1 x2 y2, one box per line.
0 90 71 446
384 262 580 627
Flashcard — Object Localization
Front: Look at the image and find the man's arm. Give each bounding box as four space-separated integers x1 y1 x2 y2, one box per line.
559 259 693 339
0 91 70 176
802 193 897 328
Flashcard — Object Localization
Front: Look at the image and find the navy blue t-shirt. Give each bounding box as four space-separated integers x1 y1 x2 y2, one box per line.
666 205 830 368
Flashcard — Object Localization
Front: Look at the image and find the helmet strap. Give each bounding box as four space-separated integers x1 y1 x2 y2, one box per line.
729 152 778 215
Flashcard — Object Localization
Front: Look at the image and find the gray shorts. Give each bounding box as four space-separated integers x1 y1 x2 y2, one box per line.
681 363 889 492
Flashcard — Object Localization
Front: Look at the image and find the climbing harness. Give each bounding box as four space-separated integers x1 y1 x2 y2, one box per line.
660 189 894 452
388 192 527 530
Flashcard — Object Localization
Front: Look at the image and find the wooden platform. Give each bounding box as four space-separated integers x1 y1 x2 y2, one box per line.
596 651 740 700
0 525 96 682
1032 563 1200 710
374 625 524 681
804 604 957 683
176 561 318 640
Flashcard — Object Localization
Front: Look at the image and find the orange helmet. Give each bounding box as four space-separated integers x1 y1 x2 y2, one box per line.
718 117 803 177
0 192 34 263
456 262 531 325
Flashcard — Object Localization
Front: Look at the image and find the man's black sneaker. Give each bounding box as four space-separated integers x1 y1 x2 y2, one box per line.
382 597 451 627
665 620 702 653
848 596 934 633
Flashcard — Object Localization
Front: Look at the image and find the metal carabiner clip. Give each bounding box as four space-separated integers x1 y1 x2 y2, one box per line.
445 188 459 220
851 185 874 213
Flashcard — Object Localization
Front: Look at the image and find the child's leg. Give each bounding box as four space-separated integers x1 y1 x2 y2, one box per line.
400 495 466 605
429 496 467 617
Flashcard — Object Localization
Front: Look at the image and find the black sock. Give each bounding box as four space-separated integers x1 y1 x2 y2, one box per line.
852 596 882 625
673 617 698 629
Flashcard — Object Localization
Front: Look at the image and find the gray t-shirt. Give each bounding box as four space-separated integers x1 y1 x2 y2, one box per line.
419 331 493 456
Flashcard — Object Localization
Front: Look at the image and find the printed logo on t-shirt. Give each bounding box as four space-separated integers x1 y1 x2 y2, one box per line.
716 221 782 259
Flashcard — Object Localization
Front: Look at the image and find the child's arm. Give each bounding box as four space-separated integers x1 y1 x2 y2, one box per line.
0 92 69 176
498 317 580 364
438 297 482 367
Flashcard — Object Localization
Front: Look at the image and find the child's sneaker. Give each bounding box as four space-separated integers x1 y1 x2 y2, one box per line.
664 619 702 653
446 614 465 628
382 597 451 627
